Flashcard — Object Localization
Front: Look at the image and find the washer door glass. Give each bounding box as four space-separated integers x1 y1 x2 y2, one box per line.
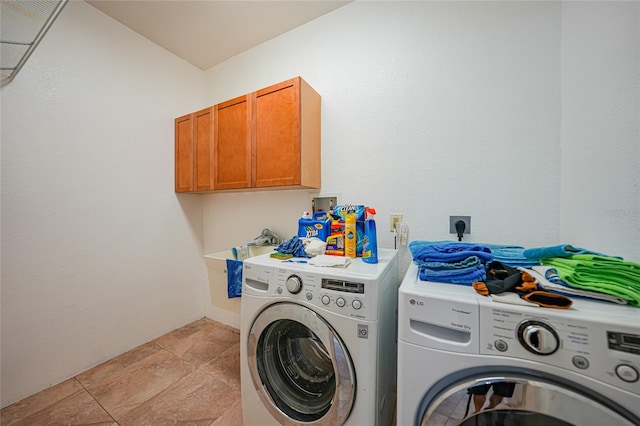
418 370 640 426
248 302 355 425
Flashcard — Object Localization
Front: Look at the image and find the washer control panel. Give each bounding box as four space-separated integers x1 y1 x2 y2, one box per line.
243 262 375 321
399 263 639 397
320 278 365 310
480 305 640 394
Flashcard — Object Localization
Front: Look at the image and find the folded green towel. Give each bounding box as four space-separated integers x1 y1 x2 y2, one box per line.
546 255 640 285
542 255 640 306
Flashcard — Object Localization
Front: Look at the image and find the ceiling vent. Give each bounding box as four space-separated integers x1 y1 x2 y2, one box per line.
1 0 68 87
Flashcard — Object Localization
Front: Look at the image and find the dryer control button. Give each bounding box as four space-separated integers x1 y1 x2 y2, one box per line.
572 355 590 370
336 297 346 307
615 364 639 383
494 339 508 352
321 295 331 305
352 299 362 310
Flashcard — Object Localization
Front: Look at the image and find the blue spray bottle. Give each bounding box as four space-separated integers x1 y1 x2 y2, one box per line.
362 207 378 264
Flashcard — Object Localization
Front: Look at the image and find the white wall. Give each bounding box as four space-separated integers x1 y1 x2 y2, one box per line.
2 0 638 410
560 1 640 259
1 1 206 407
202 1 639 272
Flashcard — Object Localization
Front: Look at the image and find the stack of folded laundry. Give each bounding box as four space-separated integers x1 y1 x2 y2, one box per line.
520 265 629 305
472 261 573 309
409 241 493 285
522 244 640 306
479 244 540 269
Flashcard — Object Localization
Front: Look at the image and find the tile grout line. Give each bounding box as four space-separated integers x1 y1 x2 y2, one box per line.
74 345 176 424
73 376 118 424
71 341 168 424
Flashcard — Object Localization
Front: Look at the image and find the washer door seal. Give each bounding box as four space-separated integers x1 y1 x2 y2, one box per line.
247 302 356 425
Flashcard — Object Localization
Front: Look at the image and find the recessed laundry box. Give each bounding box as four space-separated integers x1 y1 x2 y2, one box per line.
204 246 275 329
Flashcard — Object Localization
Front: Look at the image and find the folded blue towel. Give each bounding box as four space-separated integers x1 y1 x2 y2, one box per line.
409 241 493 264
422 256 481 271
420 262 480 277
409 241 490 285
409 241 538 268
523 244 617 260
226 259 243 298
419 265 486 285
480 244 540 268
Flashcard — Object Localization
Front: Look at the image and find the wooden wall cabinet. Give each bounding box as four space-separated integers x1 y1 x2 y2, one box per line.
174 113 193 192
214 94 252 190
175 76 320 193
174 107 214 192
253 77 321 189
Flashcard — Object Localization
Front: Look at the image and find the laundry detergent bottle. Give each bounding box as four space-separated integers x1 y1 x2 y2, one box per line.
362 208 378 264
298 211 330 241
344 213 357 258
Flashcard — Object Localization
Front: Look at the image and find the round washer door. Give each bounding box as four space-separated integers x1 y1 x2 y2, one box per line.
247 302 356 425
418 367 640 426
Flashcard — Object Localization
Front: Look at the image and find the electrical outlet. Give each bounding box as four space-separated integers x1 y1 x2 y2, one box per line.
449 216 471 234
390 213 403 232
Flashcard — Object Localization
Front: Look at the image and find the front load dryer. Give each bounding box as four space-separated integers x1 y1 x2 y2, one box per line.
397 262 640 426
241 249 399 426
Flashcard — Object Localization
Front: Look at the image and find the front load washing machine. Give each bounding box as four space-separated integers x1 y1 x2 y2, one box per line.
240 249 399 426
397 262 640 426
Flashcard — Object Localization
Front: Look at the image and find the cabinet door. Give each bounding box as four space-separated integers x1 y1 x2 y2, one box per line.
214 95 252 189
175 113 194 192
194 107 214 191
254 78 301 188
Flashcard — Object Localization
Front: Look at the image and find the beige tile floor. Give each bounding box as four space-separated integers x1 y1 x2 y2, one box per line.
1 318 243 426
426 388 472 426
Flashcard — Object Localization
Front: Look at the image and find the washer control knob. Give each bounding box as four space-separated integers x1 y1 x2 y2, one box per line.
286 275 303 294
615 364 639 383
336 297 346 307
352 299 362 310
321 295 331 305
518 320 559 355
